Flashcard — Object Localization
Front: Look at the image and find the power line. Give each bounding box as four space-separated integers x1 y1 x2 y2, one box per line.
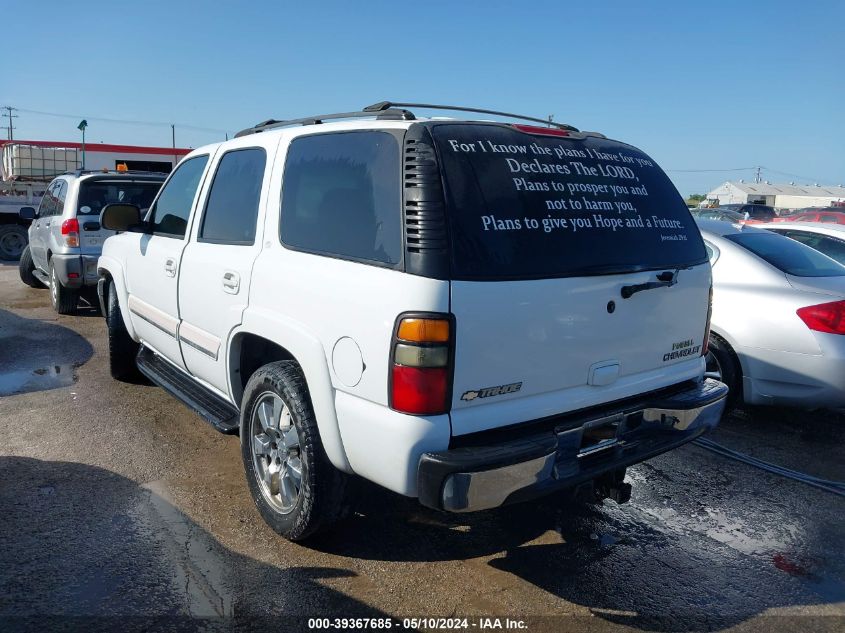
14 107 229 135
758 166 830 184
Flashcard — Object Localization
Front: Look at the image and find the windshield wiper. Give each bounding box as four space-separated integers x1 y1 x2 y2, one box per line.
621 270 679 299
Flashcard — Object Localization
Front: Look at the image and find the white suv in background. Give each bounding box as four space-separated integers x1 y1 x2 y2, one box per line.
97 102 727 540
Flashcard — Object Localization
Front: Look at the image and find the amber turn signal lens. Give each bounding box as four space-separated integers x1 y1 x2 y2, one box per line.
397 318 450 343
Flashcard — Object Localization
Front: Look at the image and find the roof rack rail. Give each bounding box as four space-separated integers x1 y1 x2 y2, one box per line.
235 108 416 138
64 169 168 177
363 101 579 132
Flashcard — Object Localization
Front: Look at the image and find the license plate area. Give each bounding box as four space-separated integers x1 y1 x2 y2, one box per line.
554 412 643 479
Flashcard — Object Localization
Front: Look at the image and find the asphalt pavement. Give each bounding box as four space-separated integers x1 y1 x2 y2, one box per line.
0 260 843 632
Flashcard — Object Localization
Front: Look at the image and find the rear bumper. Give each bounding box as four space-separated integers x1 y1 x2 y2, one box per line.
738 342 845 408
417 378 728 512
51 254 99 288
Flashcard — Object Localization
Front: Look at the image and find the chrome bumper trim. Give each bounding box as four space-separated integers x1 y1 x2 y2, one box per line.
431 379 728 513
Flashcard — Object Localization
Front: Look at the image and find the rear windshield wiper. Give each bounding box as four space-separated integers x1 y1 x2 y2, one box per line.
621 270 679 299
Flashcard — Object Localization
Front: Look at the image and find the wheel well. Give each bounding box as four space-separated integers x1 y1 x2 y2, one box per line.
231 333 298 404
709 330 744 394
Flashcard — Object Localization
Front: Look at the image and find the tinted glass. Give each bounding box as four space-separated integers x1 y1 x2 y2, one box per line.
54 181 67 216
431 123 707 279
752 206 776 220
281 131 401 265
726 232 845 277
39 182 58 217
77 180 162 216
784 232 845 265
200 148 266 244
150 155 209 238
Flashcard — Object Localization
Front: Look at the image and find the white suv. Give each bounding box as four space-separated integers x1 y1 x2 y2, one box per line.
98 102 727 540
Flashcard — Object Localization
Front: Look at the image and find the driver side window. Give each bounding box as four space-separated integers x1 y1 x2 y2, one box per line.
148 155 209 238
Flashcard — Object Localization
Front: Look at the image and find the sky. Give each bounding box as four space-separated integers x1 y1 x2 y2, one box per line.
3 0 843 197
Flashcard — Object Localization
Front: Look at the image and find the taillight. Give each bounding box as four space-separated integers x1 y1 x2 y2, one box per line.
61 218 80 248
510 124 570 137
797 300 845 335
702 284 713 356
390 315 453 415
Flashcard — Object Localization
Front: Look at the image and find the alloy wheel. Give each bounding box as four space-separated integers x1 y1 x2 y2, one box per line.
250 392 303 514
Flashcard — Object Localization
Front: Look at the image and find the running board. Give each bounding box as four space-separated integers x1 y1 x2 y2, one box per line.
32 269 50 286
136 346 240 434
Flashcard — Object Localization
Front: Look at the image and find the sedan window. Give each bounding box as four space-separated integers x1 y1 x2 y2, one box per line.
726 232 845 277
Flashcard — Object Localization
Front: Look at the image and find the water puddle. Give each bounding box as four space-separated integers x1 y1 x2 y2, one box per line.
0 364 77 396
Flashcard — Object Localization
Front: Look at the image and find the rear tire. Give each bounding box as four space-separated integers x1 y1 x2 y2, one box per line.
0 224 28 261
18 245 45 288
705 334 741 407
240 361 356 541
49 260 78 315
107 281 141 381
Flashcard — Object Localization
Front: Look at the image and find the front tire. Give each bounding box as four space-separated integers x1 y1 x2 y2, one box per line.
48 260 78 315
240 361 355 541
107 281 141 381
18 245 45 288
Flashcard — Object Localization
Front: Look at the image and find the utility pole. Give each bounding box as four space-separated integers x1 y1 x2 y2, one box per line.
548 114 554 128
755 166 762 184
171 124 177 165
2 106 18 141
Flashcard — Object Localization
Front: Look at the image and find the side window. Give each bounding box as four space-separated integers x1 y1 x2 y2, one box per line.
820 214 839 223
815 236 845 263
38 182 58 217
149 155 209 238
280 131 402 266
54 181 68 217
788 232 822 249
199 148 266 244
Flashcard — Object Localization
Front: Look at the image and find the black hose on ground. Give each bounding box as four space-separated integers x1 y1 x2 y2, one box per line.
692 437 845 498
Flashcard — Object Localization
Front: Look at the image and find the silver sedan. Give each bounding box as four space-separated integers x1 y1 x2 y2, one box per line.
697 219 845 408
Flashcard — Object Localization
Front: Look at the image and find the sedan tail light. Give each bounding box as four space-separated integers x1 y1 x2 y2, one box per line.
61 218 80 248
390 314 453 415
797 300 845 335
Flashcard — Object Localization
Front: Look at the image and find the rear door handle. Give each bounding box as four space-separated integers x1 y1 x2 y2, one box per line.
222 271 240 294
164 258 177 277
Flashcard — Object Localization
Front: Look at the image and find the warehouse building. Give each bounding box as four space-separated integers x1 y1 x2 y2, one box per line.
707 181 845 209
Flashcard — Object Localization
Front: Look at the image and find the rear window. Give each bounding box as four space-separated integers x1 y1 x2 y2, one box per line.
431 124 706 279
726 232 845 277
77 180 162 216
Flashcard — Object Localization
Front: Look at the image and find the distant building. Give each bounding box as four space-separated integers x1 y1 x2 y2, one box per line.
707 181 845 209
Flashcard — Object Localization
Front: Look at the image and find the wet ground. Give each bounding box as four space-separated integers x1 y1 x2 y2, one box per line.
0 260 843 632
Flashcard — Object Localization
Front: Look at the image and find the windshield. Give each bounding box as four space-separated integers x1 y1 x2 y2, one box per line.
77 180 162 216
726 231 845 277
431 123 707 280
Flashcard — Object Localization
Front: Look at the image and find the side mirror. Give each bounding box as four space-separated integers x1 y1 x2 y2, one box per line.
101 203 142 232
19 206 36 221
